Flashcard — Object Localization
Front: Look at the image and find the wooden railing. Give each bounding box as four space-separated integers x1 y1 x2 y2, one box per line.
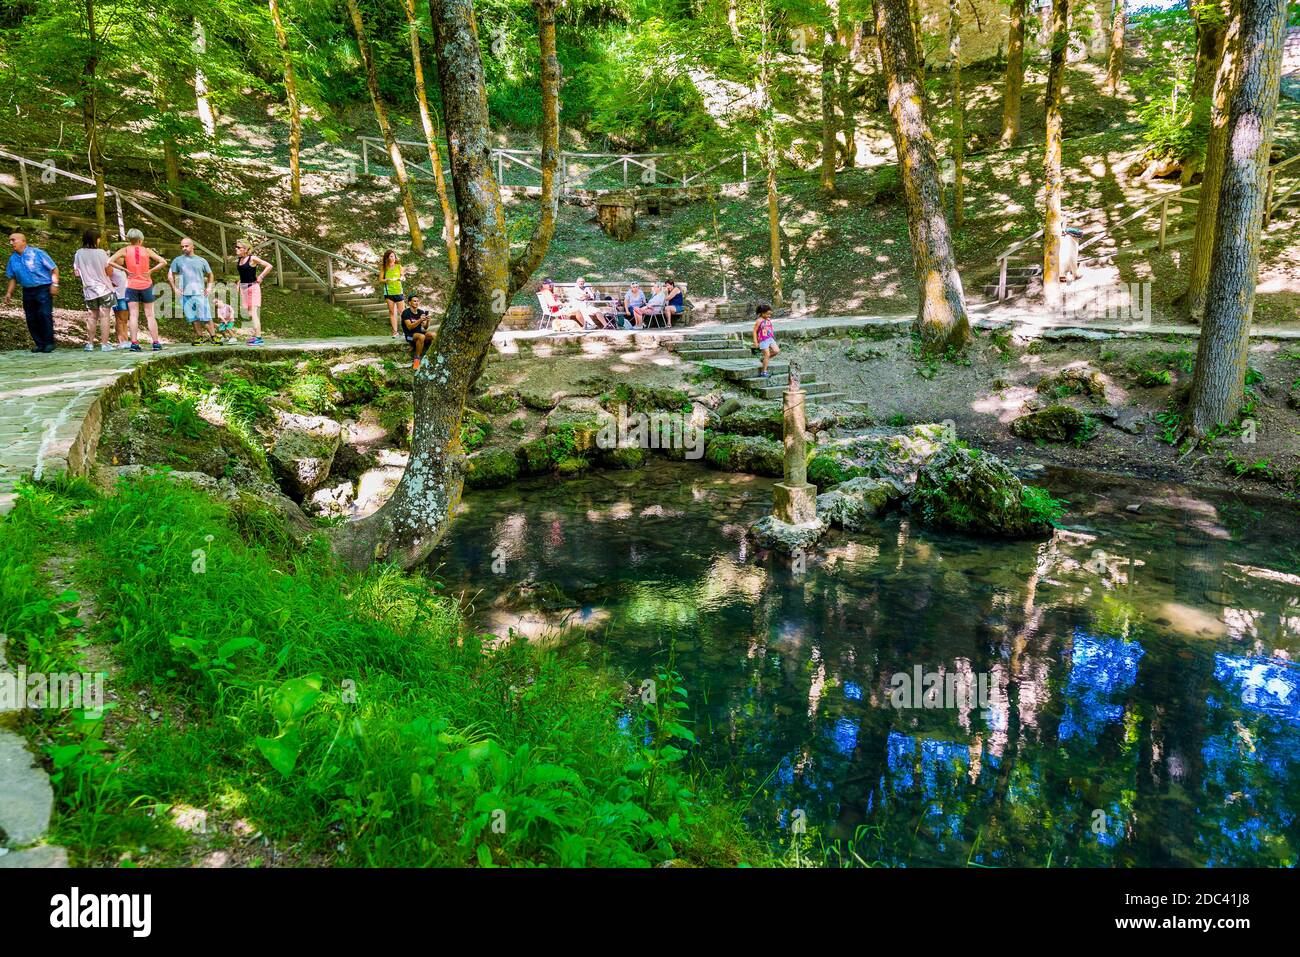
0 147 382 302
992 153 1300 302
357 136 749 195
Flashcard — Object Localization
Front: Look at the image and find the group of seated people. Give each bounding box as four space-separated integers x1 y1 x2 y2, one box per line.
537 277 684 332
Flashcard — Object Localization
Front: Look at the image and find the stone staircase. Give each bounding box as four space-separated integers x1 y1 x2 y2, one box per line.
669 333 845 403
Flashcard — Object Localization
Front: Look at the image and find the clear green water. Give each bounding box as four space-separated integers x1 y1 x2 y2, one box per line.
431 460 1300 866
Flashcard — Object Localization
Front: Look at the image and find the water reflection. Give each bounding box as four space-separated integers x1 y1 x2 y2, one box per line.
431 461 1300 866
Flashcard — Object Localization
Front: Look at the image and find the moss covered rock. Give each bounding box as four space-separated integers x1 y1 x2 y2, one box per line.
1037 365 1107 400
598 445 648 469
555 456 590 477
816 477 905 531
1010 405 1086 442
808 424 952 488
718 401 784 438
599 383 692 414
473 387 521 415
517 436 556 476
704 433 783 476
465 446 520 488
911 445 1052 538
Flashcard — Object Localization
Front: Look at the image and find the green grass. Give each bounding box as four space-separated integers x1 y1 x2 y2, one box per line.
1 474 766 868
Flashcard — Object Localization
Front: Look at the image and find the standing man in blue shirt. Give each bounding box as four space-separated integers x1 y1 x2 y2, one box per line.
3 232 60 352
168 237 217 345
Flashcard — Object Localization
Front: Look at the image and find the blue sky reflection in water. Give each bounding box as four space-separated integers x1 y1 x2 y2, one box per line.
431 461 1300 866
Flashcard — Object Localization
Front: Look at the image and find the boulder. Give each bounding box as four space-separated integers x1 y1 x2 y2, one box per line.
269 413 344 499
748 514 825 554
911 445 1053 538
807 424 953 488
465 447 520 488
598 445 648 469
703 433 784 476
1037 364 1107 400
816 477 906 531
1010 405 1086 442
308 481 355 517
718 401 784 438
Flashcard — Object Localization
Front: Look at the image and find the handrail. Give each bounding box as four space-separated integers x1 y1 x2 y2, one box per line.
0 146 378 294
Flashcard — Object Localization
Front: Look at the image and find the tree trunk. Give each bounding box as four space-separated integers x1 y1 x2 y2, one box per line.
837 23 857 168
1042 0 1069 307
820 25 838 196
331 0 561 571
268 0 302 208
1185 0 1287 438
1181 5 1228 187
1104 0 1124 95
1000 0 1026 147
405 0 458 273
153 70 184 207
81 0 106 236
347 0 425 253
948 0 964 228
760 0 783 306
193 20 216 137
1184 9 1242 320
728 0 742 44
874 0 969 351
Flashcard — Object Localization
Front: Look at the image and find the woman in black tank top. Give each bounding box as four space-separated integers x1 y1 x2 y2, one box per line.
232 239 272 344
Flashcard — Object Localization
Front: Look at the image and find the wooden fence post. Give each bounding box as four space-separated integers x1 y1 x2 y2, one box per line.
1264 168 1276 225
275 240 284 287
997 257 1008 302
326 257 335 304
18 160 30 214
219 224 227 274
362 140 369 175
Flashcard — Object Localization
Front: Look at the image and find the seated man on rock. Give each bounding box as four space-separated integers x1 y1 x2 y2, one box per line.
401 295 433 370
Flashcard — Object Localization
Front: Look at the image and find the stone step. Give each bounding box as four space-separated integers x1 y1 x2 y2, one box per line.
736 369 816 385
750 380 837 400
677 348 752 361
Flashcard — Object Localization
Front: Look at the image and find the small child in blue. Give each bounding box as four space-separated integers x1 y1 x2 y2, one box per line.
752 301 779 378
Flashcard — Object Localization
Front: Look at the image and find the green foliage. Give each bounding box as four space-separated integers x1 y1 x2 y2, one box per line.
1020 484 1068 528
1224 451 1277 481
0 475 761 867
145 393 206 440
286 373 339 416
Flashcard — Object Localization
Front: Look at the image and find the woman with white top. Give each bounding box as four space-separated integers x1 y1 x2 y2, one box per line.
72 229 116 352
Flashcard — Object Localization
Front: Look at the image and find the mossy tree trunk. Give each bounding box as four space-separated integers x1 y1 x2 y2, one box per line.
1042 0 1069 307
331 0 560 571
405 0 458 273
193 20 216 137
1184 9 1241 320
874 0 969 351
1000 0 1026 146
347 0 425 254
1104 0 1124 94
948 0 964 228
1185 0 1287 438
268 0 302 208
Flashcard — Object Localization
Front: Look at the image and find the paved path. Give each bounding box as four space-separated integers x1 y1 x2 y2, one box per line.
4 312 1298 514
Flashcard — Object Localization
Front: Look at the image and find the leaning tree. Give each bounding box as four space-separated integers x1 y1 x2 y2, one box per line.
331 0 560 570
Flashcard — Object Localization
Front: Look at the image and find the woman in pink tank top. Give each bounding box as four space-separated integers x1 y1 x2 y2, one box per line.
107 228 168 351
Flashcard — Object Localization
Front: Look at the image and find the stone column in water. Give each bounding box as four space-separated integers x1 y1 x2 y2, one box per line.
773 369 818 524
